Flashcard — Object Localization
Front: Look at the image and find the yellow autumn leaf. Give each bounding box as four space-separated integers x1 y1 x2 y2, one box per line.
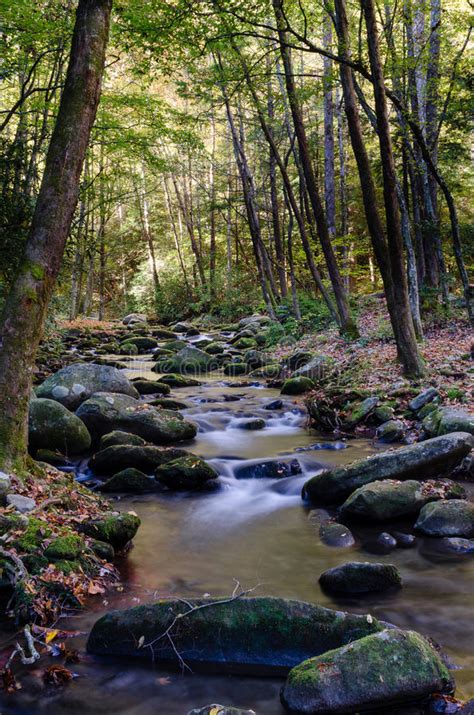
45 629 59 644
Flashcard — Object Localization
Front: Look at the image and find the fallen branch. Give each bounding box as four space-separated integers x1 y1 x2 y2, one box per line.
4 625 41 669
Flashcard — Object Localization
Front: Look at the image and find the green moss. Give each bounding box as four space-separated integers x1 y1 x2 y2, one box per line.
54 559 81 575
44 534 85 560
15 518 52 553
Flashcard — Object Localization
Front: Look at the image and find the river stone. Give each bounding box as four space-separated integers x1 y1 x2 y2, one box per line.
344 396 379 428
78 512 140 550
376 419 406 443
29 398 92 454
121 336 158 352
234 460 301 480
237 418 265 431
249 364 281 379
281 377 315 395
123 313 146 326
154 345 214 375
151 327 177 340
264 399 283 410
36 363 139 409
409 388 440 413
319 522 355 548
100 468 158 493
173 321 193 333
238 314 271 329
302 432 474 505
286 350 314 372
86 596 383 673
340 479 465 522
319 562 402 594
415 500 474 537
76 392 197 445
224 362 248 376
280 629 454 715
149 397 189 410
154 456 218 491
293 355 333 382
152 373 201 387
131 379 170 395
187 707 256 715
89 445 189 475
6 494 36 513
205 342 226 355
99 431 146 449
437 408 474 436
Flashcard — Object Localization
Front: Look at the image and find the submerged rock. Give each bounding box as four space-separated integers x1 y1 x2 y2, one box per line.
281 629 454 715
319 522 355 548
302 432 473 505
29 398 91 454
319 562 402 594
234 460 301 480
154 455 218 491
36 362 139 409
76 392 197 444
87 597 383 674
237 418 265 431
89 445 189 475
415 500 474 537
340 479 465 522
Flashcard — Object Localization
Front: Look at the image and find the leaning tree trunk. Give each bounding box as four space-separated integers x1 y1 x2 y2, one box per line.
0 0 112 471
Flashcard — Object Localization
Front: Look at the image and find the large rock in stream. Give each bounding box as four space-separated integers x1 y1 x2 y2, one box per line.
302 432 473 505
87 597 383 675
281 629 454 715
76 392 197 445
89 444 189 475
36 363 139 409
29 398 91 454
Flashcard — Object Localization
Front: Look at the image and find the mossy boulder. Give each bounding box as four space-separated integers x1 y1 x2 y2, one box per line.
78 512 140 550
437 408 474 436
205 342 226 355
281 629 454 715
99 431 146 449
224 362 248 377
29 398 91 454
243 350 273 370
151 328 177 340
319 562 402 594
100 468 157 493
87 596 383 673
233 337 257 350
76 392 197 445
408 387 440 413
152 373 201 387
117 342 139 355
131 379 170 395
415 499 474 537
344 396 379 428
91 540 115 561
375 419 405 443
340 479 465 522
285 350 314 372
89 445 189 475
121 336 158 352
303 432 474 505
374 404 395 423
13 517 52 553
155 456 218 491
237 418 265 431
249 364 281 379
36 363 139 409
44 534 85 561
154 345 214 375
281 377 314 396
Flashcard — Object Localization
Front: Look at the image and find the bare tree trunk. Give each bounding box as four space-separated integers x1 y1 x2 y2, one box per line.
163 177 191 295
209 109 217 299
0 0 112 470
335 0 424 376
273 0 358 338
323 16 337 241
336 87 349 288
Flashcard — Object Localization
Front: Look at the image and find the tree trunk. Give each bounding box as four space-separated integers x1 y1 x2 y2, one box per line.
323 16 337 241
335 0 425 376
0 0 112 471
209 109 217 299
273 0 357 338
361 0 424 375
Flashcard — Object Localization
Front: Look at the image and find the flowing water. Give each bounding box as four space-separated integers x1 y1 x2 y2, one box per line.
2 354 474 714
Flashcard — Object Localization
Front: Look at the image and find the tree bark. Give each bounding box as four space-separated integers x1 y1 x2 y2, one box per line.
0 0 112 470
273 0 357 337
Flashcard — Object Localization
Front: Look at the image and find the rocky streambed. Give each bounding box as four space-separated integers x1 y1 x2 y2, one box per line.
1 314 473 714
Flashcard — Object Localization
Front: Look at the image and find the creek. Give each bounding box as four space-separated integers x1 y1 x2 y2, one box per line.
3 351 474 714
